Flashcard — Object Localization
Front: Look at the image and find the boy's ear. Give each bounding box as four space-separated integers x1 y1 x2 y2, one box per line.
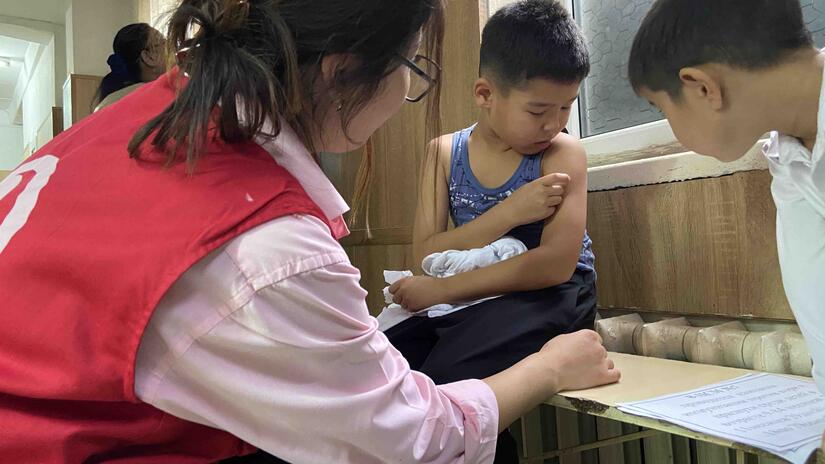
678 67 724 111
474 77 494 108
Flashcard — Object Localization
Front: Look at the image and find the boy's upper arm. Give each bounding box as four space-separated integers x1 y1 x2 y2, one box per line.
412 135 453 251
537 133 588 268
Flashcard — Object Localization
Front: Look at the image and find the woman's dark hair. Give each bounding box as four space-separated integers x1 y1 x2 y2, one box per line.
128 0 445 177
96 23 154 104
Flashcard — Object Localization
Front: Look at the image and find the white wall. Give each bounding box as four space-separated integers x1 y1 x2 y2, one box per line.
0 0 67 25
0 0 141 162
0 21 66 122
148 0 178 31
64 2 73 74
67 0 139 76
17 38 56 155
487 0 514 16
0 124 24 170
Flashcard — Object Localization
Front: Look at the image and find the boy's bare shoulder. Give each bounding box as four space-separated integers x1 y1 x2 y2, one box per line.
430 133 456 173
542 132 587 174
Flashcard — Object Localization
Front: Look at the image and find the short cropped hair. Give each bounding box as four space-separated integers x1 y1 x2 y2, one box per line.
480 0 590 90
629 0 814 98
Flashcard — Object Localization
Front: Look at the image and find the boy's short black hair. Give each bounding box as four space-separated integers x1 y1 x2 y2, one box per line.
480 0 589 91
629 0 814 99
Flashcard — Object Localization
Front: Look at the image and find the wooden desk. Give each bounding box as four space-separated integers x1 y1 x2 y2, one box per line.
519 353 823 464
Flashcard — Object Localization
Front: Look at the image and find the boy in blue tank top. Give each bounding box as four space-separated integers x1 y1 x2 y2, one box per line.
385 1 596 462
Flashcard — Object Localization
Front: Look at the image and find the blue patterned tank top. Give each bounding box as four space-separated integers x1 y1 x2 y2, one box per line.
447 125 595 273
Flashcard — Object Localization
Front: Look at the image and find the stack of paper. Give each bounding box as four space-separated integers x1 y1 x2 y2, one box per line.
618 374 825 464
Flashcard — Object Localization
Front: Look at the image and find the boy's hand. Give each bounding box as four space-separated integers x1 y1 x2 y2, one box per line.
389 276 451 312
502 173 570 226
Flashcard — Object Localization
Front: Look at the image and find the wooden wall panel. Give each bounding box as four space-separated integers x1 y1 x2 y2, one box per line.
437 0 484 134
588 170 793 320
322 0 484 314
63 74 103 128
52 107 64 137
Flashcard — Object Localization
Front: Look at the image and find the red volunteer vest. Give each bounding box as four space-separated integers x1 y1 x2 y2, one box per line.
0 71 330 462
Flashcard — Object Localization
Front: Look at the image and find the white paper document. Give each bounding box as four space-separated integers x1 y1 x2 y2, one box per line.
617 374 825 463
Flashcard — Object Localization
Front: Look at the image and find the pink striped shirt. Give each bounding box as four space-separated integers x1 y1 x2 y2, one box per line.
134 124 499 463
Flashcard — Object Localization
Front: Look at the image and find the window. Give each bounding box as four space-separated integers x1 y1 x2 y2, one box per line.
572 0 659 138
147 0 181 31
803 0 825 41
486 0 825 160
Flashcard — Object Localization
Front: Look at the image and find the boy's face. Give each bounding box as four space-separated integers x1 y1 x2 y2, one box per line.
639 72 765 162
480 77 580 154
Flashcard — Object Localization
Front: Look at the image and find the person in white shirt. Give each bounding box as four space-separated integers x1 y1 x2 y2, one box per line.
629 0 825 392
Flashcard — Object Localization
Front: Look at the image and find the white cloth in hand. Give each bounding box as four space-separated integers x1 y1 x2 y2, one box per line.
376 237 528 331
421 236 527 278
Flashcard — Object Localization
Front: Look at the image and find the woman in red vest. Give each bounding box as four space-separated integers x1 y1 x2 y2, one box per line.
0 0 619 462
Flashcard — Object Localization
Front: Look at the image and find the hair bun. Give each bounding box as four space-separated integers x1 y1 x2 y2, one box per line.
107 53 132 78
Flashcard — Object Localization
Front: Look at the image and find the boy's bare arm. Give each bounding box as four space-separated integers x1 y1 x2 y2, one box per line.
394 134 587 310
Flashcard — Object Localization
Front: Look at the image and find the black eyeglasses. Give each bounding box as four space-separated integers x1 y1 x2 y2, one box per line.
399 54 441 103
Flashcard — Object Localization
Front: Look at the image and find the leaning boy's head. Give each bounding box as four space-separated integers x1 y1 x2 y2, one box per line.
478 0 588 154
629 0 814 161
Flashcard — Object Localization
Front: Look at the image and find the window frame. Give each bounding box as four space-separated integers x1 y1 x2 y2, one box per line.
559 0 679 159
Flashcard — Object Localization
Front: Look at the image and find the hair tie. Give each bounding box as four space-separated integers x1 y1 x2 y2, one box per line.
107 53 132 79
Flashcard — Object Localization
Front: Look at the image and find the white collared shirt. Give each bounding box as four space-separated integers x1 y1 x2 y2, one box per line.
763 65 825 393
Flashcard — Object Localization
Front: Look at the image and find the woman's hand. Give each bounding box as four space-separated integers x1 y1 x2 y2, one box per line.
483 329 620 433
538 330 620 392
389 276 452 312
